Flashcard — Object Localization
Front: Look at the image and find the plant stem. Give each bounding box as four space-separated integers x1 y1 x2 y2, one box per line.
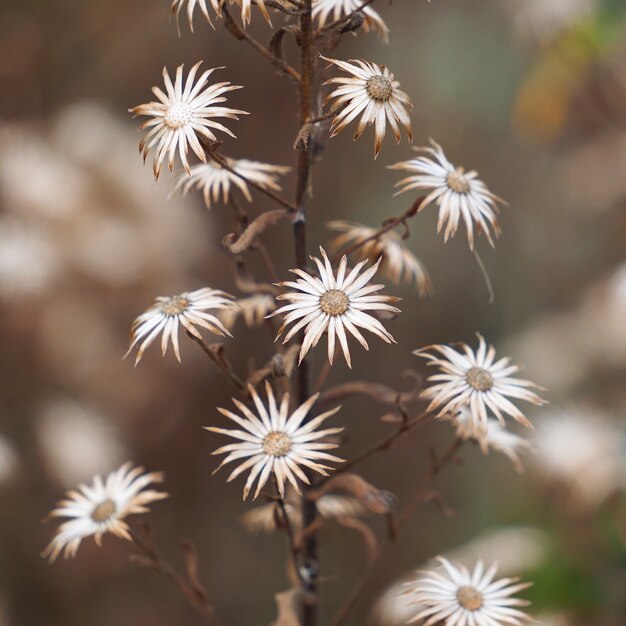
186 332 246 392
330 197 422 262
129 528 224 626
221 5 301 83
294 1 317 623
328 437 464 626
320 410 432 482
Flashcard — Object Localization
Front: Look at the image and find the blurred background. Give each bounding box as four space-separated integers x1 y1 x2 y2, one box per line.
0 0 625 624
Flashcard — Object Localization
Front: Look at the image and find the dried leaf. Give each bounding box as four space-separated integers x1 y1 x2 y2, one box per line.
319 380 421 408
247 345 299 387
308 474 396 515
181 540 208 601
294 123 313 150
234 259 278 296
224 209 287 255
335 516 379 561
271 589 302 626
269 25 300 61
128 553 156 569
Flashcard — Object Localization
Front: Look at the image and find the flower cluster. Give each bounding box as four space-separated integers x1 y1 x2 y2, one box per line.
40 4 550 626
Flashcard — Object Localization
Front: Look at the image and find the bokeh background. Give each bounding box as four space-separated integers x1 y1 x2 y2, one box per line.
1 0 625 624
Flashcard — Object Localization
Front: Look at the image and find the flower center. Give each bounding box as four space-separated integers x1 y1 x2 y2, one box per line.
457 586 484 611
164 101 193 129
447 168 470 194
320 289 349 316
90 498 116 523
466 367 494 392
263 431 292 457
159 296 189 316
365 75 393 102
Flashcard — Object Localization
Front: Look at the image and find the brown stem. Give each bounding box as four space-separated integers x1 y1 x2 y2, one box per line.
293 1 318 623
129 528 224 626
273 478 304 583
186 331 246 391
328 437 464 626
221 5 301 83
331 197 423 262
312 359 332 393
206 144 298 212
321 410 433 481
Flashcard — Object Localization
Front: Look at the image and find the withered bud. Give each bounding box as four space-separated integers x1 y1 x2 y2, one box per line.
340 11 366 34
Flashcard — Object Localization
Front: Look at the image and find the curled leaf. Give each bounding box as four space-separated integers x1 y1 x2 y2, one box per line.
271 588 315 626
308 473 396 515
224 209 287 254
335 516 379 561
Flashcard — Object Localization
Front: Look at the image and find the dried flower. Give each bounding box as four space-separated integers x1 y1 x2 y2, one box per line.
532 409 626 509
130 62 247 179
0 217 62 298
219 294 276 330
327 220 432 294
172 157 289 208
414 334 545 434
322 56 412 158
171 0 220 31
37 399 124 486
43 463 167 562
231 0 272 25
206 382 344 499
269 246 401 368
313 0 390 42
407 557 532 626
125 288 235 365
450 407 532 472
240 492 364 533
389 140 505 249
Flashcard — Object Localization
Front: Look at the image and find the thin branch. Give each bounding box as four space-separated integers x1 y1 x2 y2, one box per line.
186 331 246 391
129 527 224 626
312 359 332 393
319 379 422 408
206 144 298 212
305 110 336 125
395 437 463 532
327 437 464 626
330 197 423 262
471 247 495 304
273 477 304 583
320 410 432 482
221 5 301 83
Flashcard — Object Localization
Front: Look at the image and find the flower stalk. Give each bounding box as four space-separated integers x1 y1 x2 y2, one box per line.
294 1 319 622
